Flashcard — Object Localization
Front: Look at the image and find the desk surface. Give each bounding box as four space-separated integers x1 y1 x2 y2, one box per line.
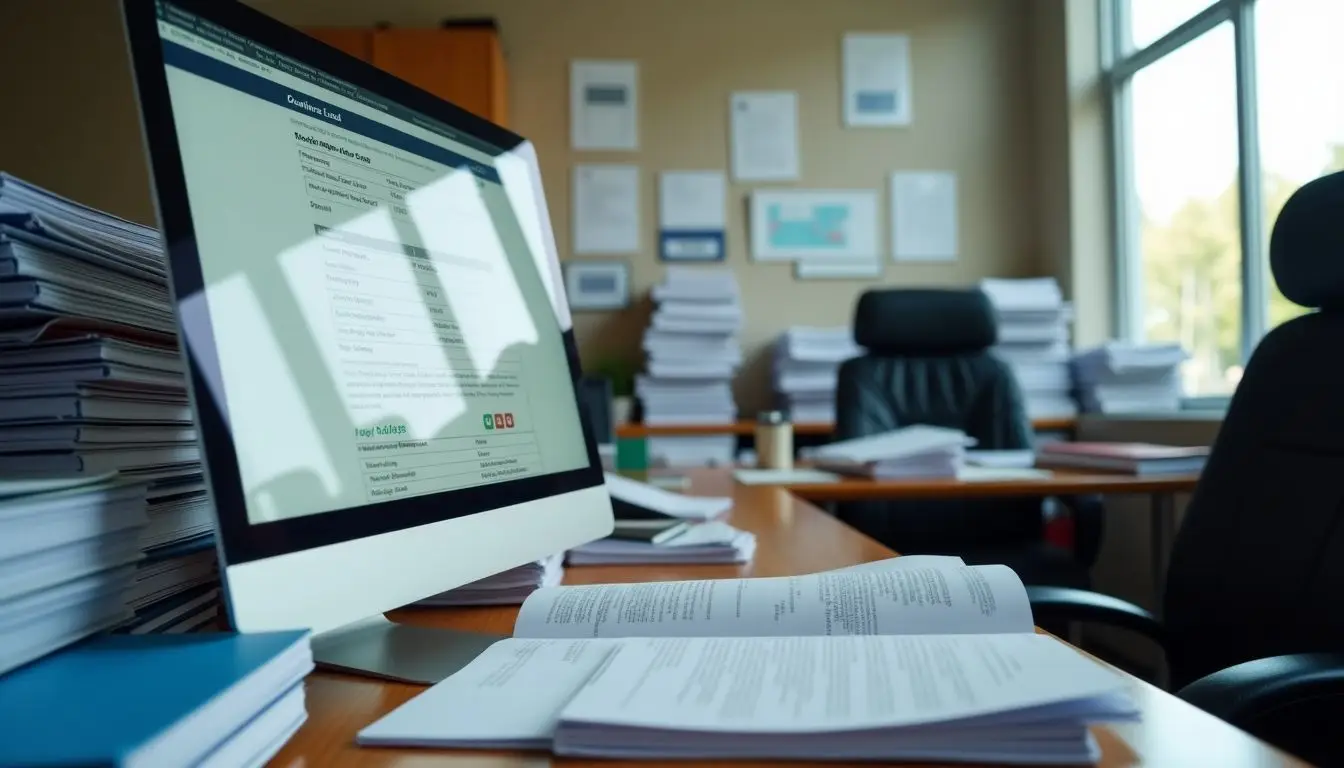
272 473 1298 768
614 416 1078 439
756 467 1201 502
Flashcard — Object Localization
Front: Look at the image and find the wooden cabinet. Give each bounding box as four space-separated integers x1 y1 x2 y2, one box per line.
303 23 507 127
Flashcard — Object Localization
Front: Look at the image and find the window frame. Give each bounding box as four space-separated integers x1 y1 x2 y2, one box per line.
1101 0 1266 389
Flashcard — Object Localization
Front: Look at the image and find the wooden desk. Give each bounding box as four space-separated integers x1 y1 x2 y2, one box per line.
733 467 1197 605
614 416 1077 439
271 474 1300 768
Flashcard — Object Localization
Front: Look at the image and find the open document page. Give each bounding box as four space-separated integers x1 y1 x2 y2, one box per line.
554 634 1137 763
514 557 1031 638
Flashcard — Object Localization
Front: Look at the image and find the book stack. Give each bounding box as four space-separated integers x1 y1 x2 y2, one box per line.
0 474 147 676
415 554 565 607
0 630 313 767
360 557 1139 763
0 174 220 634
1073 342 1188 414
771 326 862 424
980 278 1077 420
638 267 743 467
1038 441 1208 476
811 425 974 479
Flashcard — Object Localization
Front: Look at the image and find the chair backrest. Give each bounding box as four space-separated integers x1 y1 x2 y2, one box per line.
1163 171 1344 690
577 376 614 445
835 289 1040 551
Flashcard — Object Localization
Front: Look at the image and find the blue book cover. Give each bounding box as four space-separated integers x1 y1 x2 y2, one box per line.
0 630 310 767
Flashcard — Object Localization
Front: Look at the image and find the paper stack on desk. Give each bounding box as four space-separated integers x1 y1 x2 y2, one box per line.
980 278 1078 420
772 326 862 423
0 174 221 636
568 521 756 565
359 557 1138 764
638 267 741 466
811 425 974 479
0 474 148 675
1073 342 1187 414
416 554 565 606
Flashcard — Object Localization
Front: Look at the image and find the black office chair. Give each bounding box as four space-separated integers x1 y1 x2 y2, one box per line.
834 289 1103 589
1028 171 1344 766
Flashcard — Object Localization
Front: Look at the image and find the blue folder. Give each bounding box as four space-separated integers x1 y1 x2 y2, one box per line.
0 630 310 767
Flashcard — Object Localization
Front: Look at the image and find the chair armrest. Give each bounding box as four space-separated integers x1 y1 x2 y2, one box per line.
1177 653 1344 726
1025 586 1166 648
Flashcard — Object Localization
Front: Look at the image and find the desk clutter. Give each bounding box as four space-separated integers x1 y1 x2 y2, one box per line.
1073 342 1188 414
981 277 1077 420
772 326 861 424
637 268 742 467
359 555 1139 764
0 176 222 668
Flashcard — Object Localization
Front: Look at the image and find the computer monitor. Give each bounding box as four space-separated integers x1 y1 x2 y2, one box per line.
121 0 613 682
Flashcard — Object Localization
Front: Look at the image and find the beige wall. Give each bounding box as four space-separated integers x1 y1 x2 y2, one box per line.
0 0 1051 412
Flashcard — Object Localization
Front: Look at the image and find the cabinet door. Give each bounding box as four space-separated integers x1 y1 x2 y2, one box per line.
370 27 508 126
303 27 372 62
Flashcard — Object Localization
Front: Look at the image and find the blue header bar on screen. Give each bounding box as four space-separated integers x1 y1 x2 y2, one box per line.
160 40 501 184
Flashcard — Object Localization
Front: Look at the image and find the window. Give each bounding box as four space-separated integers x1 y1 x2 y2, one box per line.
1132 23 1240 395
1128 0 1217 50
1255 0 1343 329
1105 0 1325 399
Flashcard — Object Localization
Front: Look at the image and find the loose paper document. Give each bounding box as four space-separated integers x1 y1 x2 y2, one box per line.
891 171 958 261
561 634 1127 734
730 92 800 181
515 559 1033 638
570 60 638 151
658 171 727 261
573 165 640 254
604 472 732 520
843 33 913 127
732 468 841 485
357 638 617 748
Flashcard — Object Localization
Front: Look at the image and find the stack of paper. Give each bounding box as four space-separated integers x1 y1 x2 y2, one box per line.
639 268 741 466
359 557 1138 763
604 472 732 521
118 538 221 634
0 174 219 633
811 425 974 479
416 554 565 606
568 521 756 565
772 326 862 423
1073 342 1187 413
980 278 1078 420
0 630 312 768
0 474 148 675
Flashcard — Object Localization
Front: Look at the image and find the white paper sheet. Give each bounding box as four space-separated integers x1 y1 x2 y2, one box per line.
357 638 619 749
658 171 727 261
573 164 640 254
570 60 638 151
730 91 800 181
891 171 958 261
514 560 1033 638
794 260 883 279
749 189 880 261
603 472 732 520
843 33 913 127
732 468 842 485
556 634 1134 742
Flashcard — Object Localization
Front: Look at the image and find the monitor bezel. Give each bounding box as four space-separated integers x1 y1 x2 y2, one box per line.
122 0 606 567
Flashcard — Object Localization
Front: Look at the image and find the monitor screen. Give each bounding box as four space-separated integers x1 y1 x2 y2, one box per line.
150 2 590 526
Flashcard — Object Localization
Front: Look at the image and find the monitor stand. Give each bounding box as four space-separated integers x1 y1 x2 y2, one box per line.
310 615 507 685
